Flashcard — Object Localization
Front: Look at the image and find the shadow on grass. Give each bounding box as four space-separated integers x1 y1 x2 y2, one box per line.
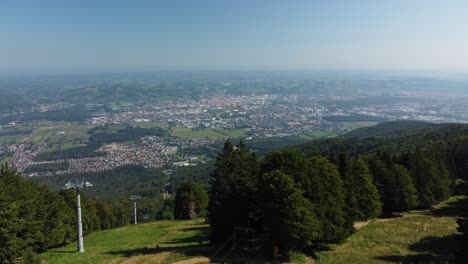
106 244 212 258
380 211 405 219
375 234 459 263
48 250 77 254
162 235 209 246
376 254 439 263
431 196 468 218
181 226 209 232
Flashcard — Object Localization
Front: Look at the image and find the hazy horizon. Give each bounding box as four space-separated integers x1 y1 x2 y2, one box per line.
2 0 468 74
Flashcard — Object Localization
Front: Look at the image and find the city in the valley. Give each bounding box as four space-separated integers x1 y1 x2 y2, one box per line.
1 74 468 177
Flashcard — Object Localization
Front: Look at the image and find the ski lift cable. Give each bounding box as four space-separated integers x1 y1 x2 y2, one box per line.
220 239 242 263
209 235 234 260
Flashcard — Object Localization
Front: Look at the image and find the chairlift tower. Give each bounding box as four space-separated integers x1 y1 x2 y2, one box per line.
130 195 142 225
64 179 93 253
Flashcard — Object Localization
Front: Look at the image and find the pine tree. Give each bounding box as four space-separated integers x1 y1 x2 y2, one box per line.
391 164 419 211
305 156 350 242
258 170 320 251
261 149 308 186
207 139 259 243
348 158 382 220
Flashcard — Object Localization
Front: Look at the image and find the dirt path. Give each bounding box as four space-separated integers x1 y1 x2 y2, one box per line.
305 256 316 264
172 257 210 264
353 220 371 231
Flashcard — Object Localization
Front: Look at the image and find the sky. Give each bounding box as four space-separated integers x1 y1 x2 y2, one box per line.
1 0 468 74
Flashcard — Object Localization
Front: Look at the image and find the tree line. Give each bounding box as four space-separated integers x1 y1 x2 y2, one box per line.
207 138 457 256
0 162 209 263
0 164 131 263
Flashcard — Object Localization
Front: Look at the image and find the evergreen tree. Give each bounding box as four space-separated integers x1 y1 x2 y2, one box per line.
305 156 350 242
347 158 382 220
261 149 308 186
391 164 419 211
258 170 320 251
333 153 357 225
369 155 419 213
401 151 452 207
94 200 113 230
0 164 77 262
207 139 259 243
0 165 22 263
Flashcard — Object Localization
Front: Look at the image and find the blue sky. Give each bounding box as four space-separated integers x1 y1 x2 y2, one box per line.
1 0 468 73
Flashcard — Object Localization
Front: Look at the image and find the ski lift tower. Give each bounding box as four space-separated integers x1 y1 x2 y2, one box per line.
64 179 93 253
130 195 142 225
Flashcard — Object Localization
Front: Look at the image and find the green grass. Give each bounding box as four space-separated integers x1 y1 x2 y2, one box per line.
42 219 209 264
317 195 468 264
298 131 337 140
40 143 86 153
109 101 135 109
0 136 22 143
137 122 169 128
22 125 92 145
41 196 467 264
0 156 11 164
212 128 248 138
172 127 247 140
289 251 307 263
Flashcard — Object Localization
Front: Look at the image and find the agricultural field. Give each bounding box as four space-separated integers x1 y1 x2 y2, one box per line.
298 130 337 140
137 122 169 129
109 101 136 110
21 124 92 144
317 195 468 263
172 127 247 140
0 125 35 143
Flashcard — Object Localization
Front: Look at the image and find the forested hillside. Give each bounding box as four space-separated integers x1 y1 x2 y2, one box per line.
207 121 468 260
0 164 134 263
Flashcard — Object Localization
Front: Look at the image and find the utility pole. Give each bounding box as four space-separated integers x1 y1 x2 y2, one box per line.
130 195 141 225
64 179 93 253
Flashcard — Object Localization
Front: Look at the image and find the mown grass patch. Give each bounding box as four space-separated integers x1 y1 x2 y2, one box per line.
42 219 209 264
317 196 468 264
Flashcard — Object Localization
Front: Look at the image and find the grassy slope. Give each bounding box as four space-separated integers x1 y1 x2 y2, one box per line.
42 196 467 264
317 195 468 263
42 220 209 264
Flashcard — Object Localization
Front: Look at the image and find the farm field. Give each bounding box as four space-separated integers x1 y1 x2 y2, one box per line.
171 127 247 140
137 122 169 128
21 124 92 145
298 130 337 140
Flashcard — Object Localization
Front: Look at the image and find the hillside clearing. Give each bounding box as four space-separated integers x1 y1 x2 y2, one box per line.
42 220 210 264
317 195 468 263
42 196 468 264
